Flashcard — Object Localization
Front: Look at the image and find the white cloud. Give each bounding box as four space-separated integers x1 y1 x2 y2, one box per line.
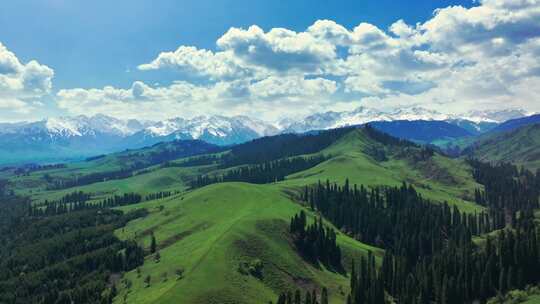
250 76 337 99
53 0 540 122
216 25 338 74
138 46 254 80
56 75 338 121
0 42 53 121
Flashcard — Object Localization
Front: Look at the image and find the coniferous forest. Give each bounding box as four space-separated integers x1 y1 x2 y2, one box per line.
283 160 540 303
1 124 540 304
2 1 540 303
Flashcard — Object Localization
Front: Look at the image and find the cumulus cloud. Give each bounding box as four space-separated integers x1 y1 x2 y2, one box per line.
0 42 53 121
55 0 540 121
56 76 338 121
138 46 254 80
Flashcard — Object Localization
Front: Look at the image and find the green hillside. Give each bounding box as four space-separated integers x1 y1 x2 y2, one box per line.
113 183 382 304
1 126 489 304
284 129 483 213
466 123 540 171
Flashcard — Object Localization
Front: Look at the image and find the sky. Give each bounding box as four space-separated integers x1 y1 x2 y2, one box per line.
0 0 539 122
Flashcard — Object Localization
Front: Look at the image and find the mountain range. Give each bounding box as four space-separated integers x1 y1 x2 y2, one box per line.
0 107 536 165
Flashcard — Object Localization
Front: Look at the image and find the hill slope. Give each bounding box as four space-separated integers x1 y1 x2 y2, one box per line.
488 114 540 134
3 126 487 304
466 123 540 171
113 183 381 304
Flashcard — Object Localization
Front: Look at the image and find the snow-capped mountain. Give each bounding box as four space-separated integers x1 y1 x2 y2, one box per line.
0 114 151 139
130 115 280 147
463 109 531 123
144 115 278 138
280 106 531 134
282 106 451 133
0 107 533 165
0 114 280 165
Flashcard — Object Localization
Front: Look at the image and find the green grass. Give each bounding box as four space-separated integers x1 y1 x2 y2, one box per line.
283 129 483 213
4 128 488 303
27 165 214 204
523 294 540 303
113 183 381 304
469 123 540 171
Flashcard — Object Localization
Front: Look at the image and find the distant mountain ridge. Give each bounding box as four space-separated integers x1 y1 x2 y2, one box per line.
282 107 531 134
0 107 534 165
488 114 540 134
369 120 473 143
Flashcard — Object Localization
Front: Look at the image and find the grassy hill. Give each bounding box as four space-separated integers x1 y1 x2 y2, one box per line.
466 123 540 171
284 129 483 213
2 126 487 303
113 183 382 304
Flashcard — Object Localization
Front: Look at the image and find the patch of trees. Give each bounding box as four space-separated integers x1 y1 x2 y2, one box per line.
161 154 221 168
85 154 106 161
32 191 143 216
289 211 342 270
0 208 146 304
145 190 177 201
381 211 539 303
0 196 31 246
221 127 352 167
191 156 328 188
470 159 540 211
13 163 66 175
47 141 222 190
299 161 540 303
348 252 385 304
276 288 329 304
46 168 134 190
304 180 493 257
125 140 222 167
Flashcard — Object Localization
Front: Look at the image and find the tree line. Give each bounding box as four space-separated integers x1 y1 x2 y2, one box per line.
303 180 493 258
292 161 539 303
290 211 342 271
30 191 143 216
191 156 329 188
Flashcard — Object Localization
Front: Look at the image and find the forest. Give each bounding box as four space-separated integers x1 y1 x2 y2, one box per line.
0 202 147 304
285 161 540 303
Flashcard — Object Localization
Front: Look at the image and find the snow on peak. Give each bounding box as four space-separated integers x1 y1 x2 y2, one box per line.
45 117 85 137
144 115 279 139
40 115 148 138
463 109 530 123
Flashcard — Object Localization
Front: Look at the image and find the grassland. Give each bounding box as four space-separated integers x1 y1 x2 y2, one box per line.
284 129 483 213
113 183 382 304
2 127 488 303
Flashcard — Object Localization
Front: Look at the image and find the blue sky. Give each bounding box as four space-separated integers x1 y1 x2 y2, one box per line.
0 0 473 89
0 0 539 122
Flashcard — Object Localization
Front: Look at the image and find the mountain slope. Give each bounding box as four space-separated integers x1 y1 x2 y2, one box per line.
282 128 483 213
466 123 540 171
130 115 279 147
488 114 540 134
369 120 473 143
3 125 488 304
281 106 529 135
0 115 278 165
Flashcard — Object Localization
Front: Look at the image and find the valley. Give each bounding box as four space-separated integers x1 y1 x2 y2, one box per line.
3 123 539 303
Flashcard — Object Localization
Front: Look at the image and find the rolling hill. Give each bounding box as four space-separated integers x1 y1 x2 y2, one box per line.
2 125 488 303
465 123 540 171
